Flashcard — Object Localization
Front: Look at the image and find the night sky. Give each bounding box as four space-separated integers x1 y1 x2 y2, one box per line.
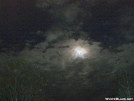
0 0 134 101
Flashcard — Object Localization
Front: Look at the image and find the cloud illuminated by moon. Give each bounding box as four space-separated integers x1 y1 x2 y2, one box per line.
72 46 88 59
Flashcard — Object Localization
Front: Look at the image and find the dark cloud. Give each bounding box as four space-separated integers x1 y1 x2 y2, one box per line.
0 1 54 51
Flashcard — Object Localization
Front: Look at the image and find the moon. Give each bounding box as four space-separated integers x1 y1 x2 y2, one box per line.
73 46 87 59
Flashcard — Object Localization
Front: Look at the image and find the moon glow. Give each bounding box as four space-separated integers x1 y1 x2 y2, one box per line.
73 46 87 59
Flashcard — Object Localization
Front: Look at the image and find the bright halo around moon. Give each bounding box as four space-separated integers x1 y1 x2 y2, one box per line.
73 46 88 59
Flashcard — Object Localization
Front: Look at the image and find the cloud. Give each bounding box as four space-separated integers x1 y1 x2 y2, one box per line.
35 0 120 9
17 38 95 69
17 33 134 74
0 0 133 75
115 6 134 42
63 4 79 23
45 29 63 42
36 0 66 8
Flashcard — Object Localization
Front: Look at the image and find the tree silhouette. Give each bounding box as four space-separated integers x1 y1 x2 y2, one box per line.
0 58 54 101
